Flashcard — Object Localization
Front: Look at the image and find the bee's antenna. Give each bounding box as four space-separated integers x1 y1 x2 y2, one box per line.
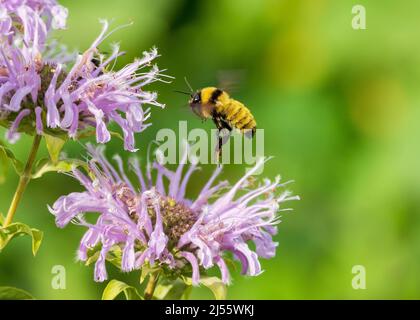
184 77 194 93
174 90 192 96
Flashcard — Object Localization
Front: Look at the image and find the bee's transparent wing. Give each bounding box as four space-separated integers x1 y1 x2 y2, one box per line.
217 69 246 94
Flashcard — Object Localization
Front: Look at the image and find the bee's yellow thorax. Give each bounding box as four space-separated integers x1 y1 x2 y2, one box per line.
200 87 229 104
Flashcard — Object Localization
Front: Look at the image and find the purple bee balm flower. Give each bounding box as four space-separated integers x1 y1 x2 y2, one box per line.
0 0 67 43
0 18 167 150
49 144 299 284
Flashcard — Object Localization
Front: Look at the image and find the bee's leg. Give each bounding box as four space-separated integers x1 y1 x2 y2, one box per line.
213 117 222 164
215 128 231 165
213 116 232 165
217 133 225 164
214 130 222 165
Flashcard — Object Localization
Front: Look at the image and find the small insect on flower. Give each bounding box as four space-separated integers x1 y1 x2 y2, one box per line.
179 80 257 160
49 142 299 286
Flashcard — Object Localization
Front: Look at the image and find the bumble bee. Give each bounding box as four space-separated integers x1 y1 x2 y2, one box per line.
188 87 257 158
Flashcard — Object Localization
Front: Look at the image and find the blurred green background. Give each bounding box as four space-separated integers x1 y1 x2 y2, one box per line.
1 0 420 299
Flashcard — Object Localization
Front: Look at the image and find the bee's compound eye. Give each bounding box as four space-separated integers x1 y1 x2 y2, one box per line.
192 93 201 104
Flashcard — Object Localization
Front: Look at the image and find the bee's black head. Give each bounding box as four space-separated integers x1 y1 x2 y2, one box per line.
190 91 201 105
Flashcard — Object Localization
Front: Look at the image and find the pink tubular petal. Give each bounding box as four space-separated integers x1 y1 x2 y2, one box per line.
6 109 31 142
51 5 68 29
112 155 134 190
94 245 110 282
78 228 100 261
254 231 278 259
215 256 231 284
180 251 200 286
0 82 14 105
147 195 168 261
233 243 262 276
177 163 198 201
168 141 188 198
211 158 266 214
60 91 73 128
45 64 62 128
121 237 135 272
87 101 111 144
6 86 32 111
35 106 43 134
137 197 153 236
129 157 147 192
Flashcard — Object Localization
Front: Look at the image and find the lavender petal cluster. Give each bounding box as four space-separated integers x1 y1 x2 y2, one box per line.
0 0 67 45
49 145 299 284
0 0 165 150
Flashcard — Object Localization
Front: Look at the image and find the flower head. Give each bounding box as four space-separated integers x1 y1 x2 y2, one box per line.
49 144 299 284
0 4 166 150
0 0 67 43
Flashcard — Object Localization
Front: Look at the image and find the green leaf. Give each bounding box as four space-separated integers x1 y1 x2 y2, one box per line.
44 134 66 163
0 222 43 256
102 280 142 300
85 245 122 268
106 246 123 268
140 265 161 284
223 257 238 273
0 141 23 176
200 277 227 300
31 158 86 179
0 148 8 184
181 285 193 300
184 276 227 300
85 250 100 266
0 287 35 300
154 279 190 300
77 129 123 141
109 131 124 141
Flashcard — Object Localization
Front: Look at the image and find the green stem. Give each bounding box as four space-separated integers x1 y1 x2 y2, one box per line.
3 134 42 227
144 271 160 300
